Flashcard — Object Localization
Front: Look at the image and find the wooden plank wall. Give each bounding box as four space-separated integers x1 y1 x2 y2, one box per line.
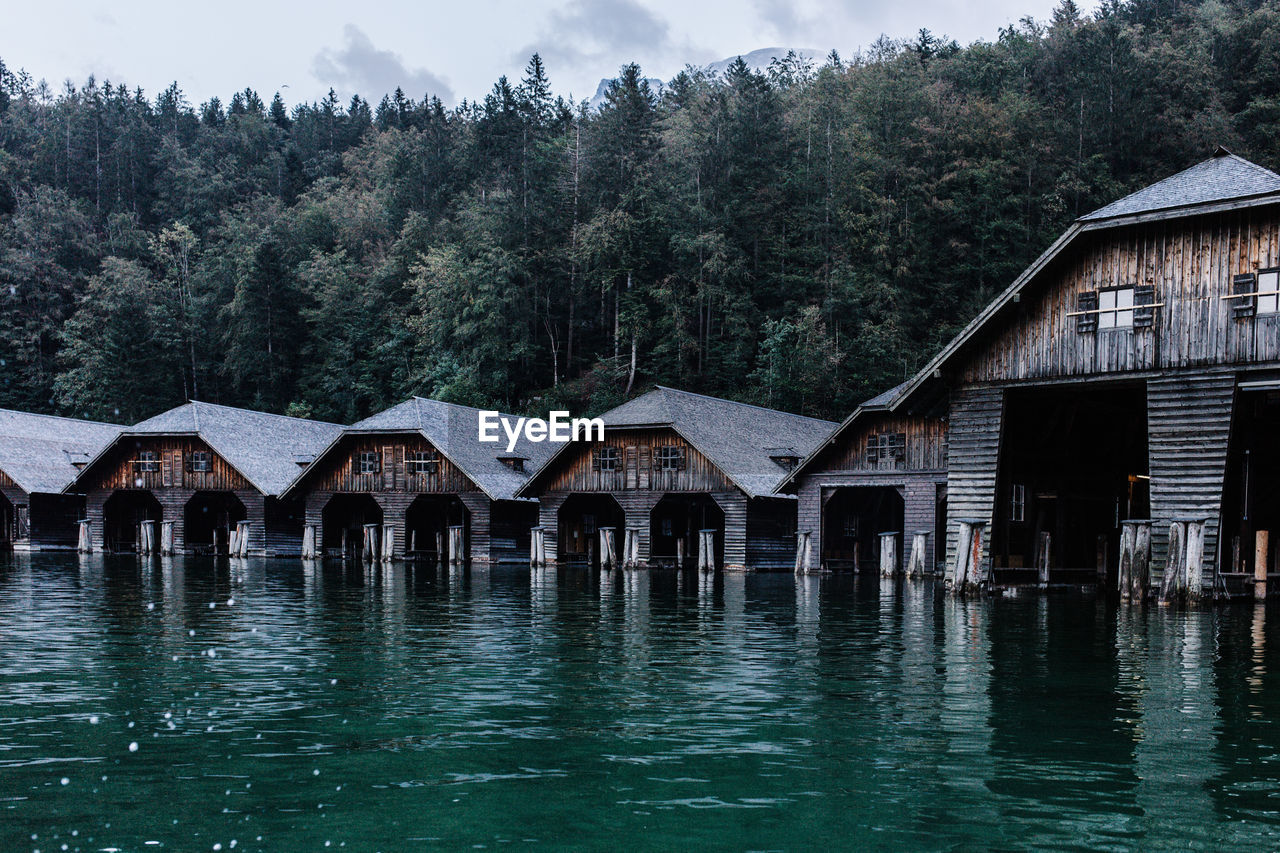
962 209 1280 384
944 386 1005 572
537 429 737 493
811 415 948 473
84 437 251 492
302 433 480 495
712 492 749 569
1147 374 1236 585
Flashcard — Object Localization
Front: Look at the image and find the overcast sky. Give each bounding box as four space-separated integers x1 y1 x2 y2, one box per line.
3 0 1093 108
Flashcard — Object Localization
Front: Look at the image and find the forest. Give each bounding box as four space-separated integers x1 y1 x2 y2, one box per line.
1 0 1277 425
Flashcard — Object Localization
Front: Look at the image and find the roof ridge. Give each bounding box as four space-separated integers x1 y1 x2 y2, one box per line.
0 408 120 428
652 385 835 424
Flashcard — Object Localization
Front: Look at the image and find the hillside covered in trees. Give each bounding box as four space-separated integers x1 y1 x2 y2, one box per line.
1 0 1276 424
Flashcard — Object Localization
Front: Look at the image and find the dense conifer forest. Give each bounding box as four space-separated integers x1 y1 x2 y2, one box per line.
0 0 1275 423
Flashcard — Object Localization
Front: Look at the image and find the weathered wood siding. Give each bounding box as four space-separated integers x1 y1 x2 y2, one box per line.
962 209 1280 383
538 429 738 493
1147 374 1235 584
0 469 15 489
303 433 481 494
797 474 946 572
944 387 1005 571
85 437 251 492
808 415 948 473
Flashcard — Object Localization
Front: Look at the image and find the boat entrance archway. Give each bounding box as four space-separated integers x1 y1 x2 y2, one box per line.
103 490 162 553
821 486 904 572
557 493 624 568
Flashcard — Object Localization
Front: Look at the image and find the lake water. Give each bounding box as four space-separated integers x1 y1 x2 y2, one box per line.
2 554 1280 851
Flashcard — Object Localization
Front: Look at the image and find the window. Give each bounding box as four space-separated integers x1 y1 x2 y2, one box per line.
770 455 799 471
500 457 526 473
1260 269 1280 315
593 447 619 472
661 518 674 537
407 451 439 475
842 516 859 539
135 451 160 473
1098 286 1134 329
189 451 212 473
1010 483 1026 523
358 451 381 474
656 445 684 471
866 433 906 467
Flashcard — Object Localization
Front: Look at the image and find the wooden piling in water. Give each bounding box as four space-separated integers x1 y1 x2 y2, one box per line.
948 520 985 593
236 521 251 558
598 526 617 571
362 523 379 563
1035 531 1052 585
448 525 465 567
77 520 92 554
1119 520 1151 602
794 530 813 575
301 524 317 560
1256 530 1270 600
160 521 175 556
623 526 642 570
698 529 716 573
1160 521 1187 603
139 520 156 556
879 532 898 578
381 524 395 563
907 532 928 579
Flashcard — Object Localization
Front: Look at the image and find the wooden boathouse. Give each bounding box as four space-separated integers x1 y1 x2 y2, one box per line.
0 409 120 551
286 398 556 564
517 387 835 571
70 402 343 555
884 148 1280 595
777 383 949 574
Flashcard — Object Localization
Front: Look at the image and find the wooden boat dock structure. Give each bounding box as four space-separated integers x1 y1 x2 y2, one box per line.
1 148 1278 599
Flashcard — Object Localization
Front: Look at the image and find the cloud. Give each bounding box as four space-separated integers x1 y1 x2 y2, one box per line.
312 24 454 105
516 0 701 86
751 0 808 40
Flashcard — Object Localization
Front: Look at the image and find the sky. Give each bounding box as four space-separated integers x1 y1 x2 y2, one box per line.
2 0 1092 109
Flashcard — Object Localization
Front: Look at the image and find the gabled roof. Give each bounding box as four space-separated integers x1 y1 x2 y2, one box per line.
520 387 836 499
1081 148 1280 223
292 397 559 502
774 381 910 493
883 150 1280 418
0 409 121 495
74 401 344 497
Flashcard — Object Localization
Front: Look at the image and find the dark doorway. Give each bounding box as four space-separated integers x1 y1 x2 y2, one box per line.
992 383 1149 587
406 495 470 562
184 492 247 554
650 494 725 569
821 486 905 572
557 493 624 568
322 494 383 560
103 490 163 553
1222 387 1280 580
0 492 12 548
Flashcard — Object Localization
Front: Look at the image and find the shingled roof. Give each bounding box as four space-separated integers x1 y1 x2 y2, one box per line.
1080 148 1280 223
74 402 344 497
521 387 836 499
295 397 559 502
0 409 121 495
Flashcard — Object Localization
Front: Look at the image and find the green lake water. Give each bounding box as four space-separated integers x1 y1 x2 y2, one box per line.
2 553 1280 851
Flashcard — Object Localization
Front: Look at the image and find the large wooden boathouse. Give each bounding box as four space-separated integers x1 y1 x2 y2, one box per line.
0 409 120 551
517 387 835 570
286 398 556 564
882 148 1280 594
70 402 343 555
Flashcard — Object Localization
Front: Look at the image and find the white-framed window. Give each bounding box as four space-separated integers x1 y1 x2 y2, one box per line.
656 445 684 471
593 447 619 472
407 451 439 475
1010 483 1026 523
135 451 160 473
1098 286 1134 329
358 451 381 474
189 451 212 473
1259 269 1280 315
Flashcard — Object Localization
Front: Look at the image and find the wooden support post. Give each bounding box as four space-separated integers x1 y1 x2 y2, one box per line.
907 532 928 579
698 529 716 574
794 530 813 575
1035 530 1052 585
1185 519 1206 601
1160 521 1187 603
77 520 92 554
622 526 642 570
409 530 417 556
1118 520 1153 601
340 527 349 562
1096 534 1109 582
879 532 898 578
947 520 985 594
448 525 465 567
436 531 445 567
598 526 616 571
530 527 542 569
676 537 686 569
362 523 379 563
301 524 317 560
539 527 550 568
236 520 251 558
381 524 395 562
160 521 175 556
1256 530 1270 600
139 520 156 556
